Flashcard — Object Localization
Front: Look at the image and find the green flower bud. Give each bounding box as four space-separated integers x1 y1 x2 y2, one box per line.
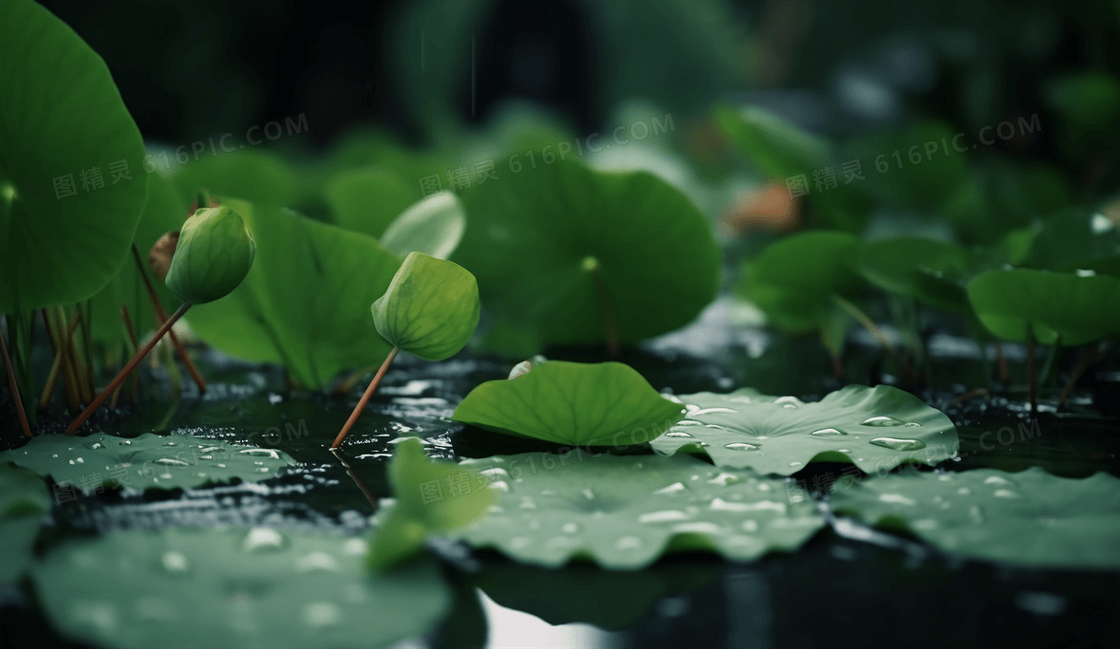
165 206 256 304
372 252 480 361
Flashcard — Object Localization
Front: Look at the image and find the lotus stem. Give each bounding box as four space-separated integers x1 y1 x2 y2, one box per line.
1026 328 1037 417
38 313 80 411
994 340 1010 385
67 303 191 434
590 264 620 358
131 245 207 394
0 317 31 438
44 309 80 411
331 347 399 450
831 294 919 385
119 304 141 404
1058 344 1100 408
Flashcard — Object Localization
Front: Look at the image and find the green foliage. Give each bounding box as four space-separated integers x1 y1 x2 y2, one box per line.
327 166 416 239
0 433 295 491
454 160 720 352
0 0 148 313
1024 209 1120 274
446 452 824 570
32 526 451 649
165 205 256 304
832 467 1120 569
170 148 297 208
367 438 493 572
183 198 402 389
842 121 969 212
372 252 480 361
858 237 972 311
452 361 685 447
0 463 49 583
967 269 1120 345
377 192 466 260
650 385 958 476
740 231 862 331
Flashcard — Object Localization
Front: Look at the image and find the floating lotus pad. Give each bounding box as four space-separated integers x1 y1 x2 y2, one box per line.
0 433 295 491
435 452 825 570
451 361 686 447
454 160 720 349
650 385 958 476
0 463 50 583
830 467 1120 570
967 269 1120 345
183 198 402 389
31 527 451 649
0 0 149 312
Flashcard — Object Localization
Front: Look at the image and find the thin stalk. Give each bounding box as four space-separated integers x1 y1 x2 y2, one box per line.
1026 326 1037 417
81 301 94 398
67 303 191 433
591 265 620 358
61 306 93 404
38 314 80 411
47 309 80 411
119 305 141 404
9 313 37 428
333 364 377 397
330 448 380 511
0 317 31 437
831 294 919 385
331 347 399 450
994 340 1010 385
1039 337 1061 388
1058 344 1100 408
131 245 206 394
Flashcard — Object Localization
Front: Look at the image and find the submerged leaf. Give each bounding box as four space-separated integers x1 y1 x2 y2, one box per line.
967 269 1120 345
0 463 49 583
831 467 1120 569
372 252 480 361
0 0 148 312
441 452 824 570
0 433 295 491
32 527 451 649
452 361 685 447
367 438 493 572
649 385 958 476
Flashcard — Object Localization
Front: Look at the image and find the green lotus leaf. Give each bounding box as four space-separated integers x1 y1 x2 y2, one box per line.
451 361 686 447
0 432 295 491
967 269 1120 345
0 463 50 583
183 198 402 389
32 526 451 649
327 166 416 239
367 438 493 572
372 252 479 361
831 467 1120 569
740 231 862 331
169 148 296 208
165 205 256 304
1025 209 1120 274
0 0 148 313
438 452 824 570
715 104 831 180
859 237 971 311
649 385 958 476
378 191 466 260
89 172 186 345
453 160 719 350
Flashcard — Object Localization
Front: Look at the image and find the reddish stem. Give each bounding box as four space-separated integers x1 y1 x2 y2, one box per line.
0 317 31 438
131 245 207 394
331 347 399 450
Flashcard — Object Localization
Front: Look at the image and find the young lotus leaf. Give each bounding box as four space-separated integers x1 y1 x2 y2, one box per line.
32 527 451 649
439 452 825 570
0 0 148 313
372 252 480 361
378 191 467 260
453 160 719 350
451 361 685 447
967 269 1120 345
649 385 958 476
170 148 297 208
183 198 402 389
327 166 417 239
740 231 862 331
89 172 186 345
367 438 493 572
165 205 257 304
858 237 972 311
0 463 49 583
831 467 1120 569
0 433 295 491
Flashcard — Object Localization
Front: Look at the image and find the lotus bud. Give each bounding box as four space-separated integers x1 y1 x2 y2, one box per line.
165 206 255 304
507 355 548 379
148 231 180 283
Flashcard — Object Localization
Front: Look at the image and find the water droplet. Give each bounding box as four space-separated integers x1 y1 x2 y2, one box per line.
118 440 131 445
675 420 703 427
810 428 847 437
616 536 643 549
838 449 851 453
239 448 280 460
993 489 1022 499
707 472 742 486
639 510 691 524
561 522 580 534
155 458 189 467
984 475 1014 486
295 552 338 572
91 442 105 450
303 602 341 627
723 442 760 452
704 424 733 431
869 437 928 451
879 493 916 506
161 551 189 573
198 446 220 453
199 455 213 460
244 528 286 552
672 522 724 534
653 482 687 495
903 422 921 428
256 467 271 473
581 488 595 500
76 457 84 463
163 442 177 447
860 416 905 427
663 431 696 439
789 461 803 467
957 487 971 495
510 537 532 550
775 396 802 409
741 520 759 532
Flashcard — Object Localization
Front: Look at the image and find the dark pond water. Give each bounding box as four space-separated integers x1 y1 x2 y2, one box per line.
3 302 1118 649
